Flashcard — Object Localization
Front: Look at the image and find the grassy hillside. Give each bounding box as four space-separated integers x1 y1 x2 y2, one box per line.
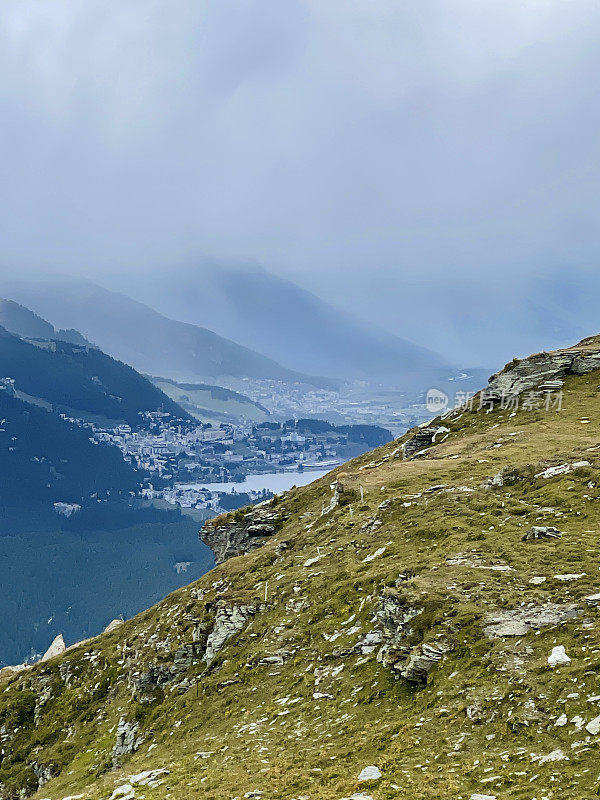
0 326 190 427
6 338 600 798
151 376 270 424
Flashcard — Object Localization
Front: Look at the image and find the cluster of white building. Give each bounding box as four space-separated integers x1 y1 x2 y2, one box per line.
90 418 233 476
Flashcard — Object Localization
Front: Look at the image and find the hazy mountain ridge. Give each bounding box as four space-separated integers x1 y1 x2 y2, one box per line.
5 336 600 797
120 263 450 384
0 298 91 347
4 279 337 389
341 268 600 368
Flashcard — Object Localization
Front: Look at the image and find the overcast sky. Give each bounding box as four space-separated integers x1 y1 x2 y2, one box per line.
2 1 600 362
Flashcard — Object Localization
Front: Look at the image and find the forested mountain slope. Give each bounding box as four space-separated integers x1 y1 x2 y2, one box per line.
0 299 89 347
0 326 189 426
0 390 138 508
5 337 600 799
0 299 56 340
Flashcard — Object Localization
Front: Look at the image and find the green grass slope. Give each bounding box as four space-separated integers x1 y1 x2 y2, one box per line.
6 338 600 799
151 376 270 424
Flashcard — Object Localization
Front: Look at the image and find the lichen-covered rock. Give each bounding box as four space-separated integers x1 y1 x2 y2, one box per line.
321 481 341 516
357 765 382 783
131 641 203 699
58 660 75 688
397 641 451 683
131 663 173 697
34 676 54 725
30 759 56 788
129 768 169 786
535 461 590 479
112 718 144 767
485 336 600 400
204 602 259 665
172 643 196 673
402 426 449 459
201 499 285 564
548 645 571 667
484 603 581 638
372 592 448 683
522 525 562 542
375 592 422 665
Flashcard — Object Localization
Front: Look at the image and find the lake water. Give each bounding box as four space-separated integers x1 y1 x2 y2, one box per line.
180 468 332 495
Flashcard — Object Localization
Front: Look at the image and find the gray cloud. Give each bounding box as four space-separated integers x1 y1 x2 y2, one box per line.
1 0 600 364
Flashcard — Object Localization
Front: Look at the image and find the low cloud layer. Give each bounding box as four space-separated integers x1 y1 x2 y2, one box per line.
1 1 600 363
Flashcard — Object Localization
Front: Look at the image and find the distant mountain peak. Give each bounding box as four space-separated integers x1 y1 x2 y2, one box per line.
0 298 55 340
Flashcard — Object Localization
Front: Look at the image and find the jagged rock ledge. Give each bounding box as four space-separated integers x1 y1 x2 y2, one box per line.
201 497 288 564
401 336 600 462
484 335 600 399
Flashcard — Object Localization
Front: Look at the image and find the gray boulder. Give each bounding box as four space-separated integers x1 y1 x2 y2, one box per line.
403 426 449 459
204 602 259 665
484 603 580 638
41 633 66 662
522 526 562 542
112 718 144 767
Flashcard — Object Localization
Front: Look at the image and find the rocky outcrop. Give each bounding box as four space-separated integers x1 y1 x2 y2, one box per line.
535 461 590 479
132 663 173 698
104 619 124 634
29 760 56 788
41 634 66 662
402 426 449 459
522 525 562 542
131 632 210 699
34 676 54 725
372 592 450 684
396 641 450 683
129 768 169 787
201 499 285 564
484 336 600 400
112 718 144 768
204 602 259 665
321 481 340 516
